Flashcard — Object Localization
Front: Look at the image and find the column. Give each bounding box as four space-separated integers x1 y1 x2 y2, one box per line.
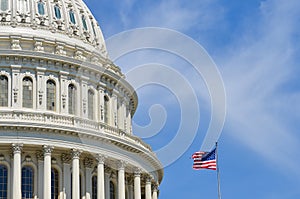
62 153 72 199
118 161 126 199
145 176 152 199
71 149 81 199
104 167 111 199
43 145 54 199
12 143 23 199
84 157 93 199
97 155 105 199
36 151 44 198
134 169 141 199
152 183 158 199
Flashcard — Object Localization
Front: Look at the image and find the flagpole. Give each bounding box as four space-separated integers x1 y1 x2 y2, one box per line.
216 142 222 199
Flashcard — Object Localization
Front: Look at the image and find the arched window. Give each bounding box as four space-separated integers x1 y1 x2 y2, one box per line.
0 0 8 11
22 77 33 108
104 95 109 123
88 89 94 120
0 165 8 199
51 168 59 199
110 181 115 199
69 10 76 24
54 5 61 19
92 176 97 199
37 1 45 15
81 15 88 31
0 75 8 107
46 80 56 111
22 166 34 199
68 84 76 115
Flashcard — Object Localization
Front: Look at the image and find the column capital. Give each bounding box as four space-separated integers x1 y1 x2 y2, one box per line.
152 182 159 191
36 150 44 161
96 154 106 164
117 160 127 170
43 145 54 155
144 174 153 183
84 157 94 168
134 167 142 177
61 153 72 164
71 149 82 159
12 143 23 154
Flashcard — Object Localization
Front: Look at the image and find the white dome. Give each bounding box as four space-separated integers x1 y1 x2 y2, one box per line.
0 0 113 71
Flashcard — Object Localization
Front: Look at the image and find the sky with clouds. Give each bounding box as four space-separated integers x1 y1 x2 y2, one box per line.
85 0 300 198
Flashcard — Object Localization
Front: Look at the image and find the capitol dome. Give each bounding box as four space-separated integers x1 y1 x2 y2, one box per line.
0 0 163 199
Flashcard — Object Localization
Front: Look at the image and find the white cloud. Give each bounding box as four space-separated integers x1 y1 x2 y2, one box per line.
222 0 300 175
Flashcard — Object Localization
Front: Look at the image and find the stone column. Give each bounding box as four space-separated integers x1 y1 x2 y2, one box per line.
104 167 111 199
71 149 81 199
12 143 23 199
97 155 105 199
62 153 72 199
118 161 126 199
134 169 141 199
145 176 152 199
43 145 54 199
152 183 158 199
84 157 93 199
36 151 44 198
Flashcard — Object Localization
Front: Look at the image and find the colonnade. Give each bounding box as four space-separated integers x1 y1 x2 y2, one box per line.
10 143 159 199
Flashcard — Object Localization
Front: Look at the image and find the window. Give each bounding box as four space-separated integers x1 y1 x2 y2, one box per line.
22 166 34 199
0 75 8 107
82 15 88 31
51 168 59 199
104 96 109 123
46 80 56 111
0 0 8 11
0 165 8 199
54 5 61 19
22 77 33 108
88 89 94 120
91 21 96 37
18 0 29 13
92 176 97 199
69 10 76 24
37 1 45 15
68 84 76 115
109 181 115 199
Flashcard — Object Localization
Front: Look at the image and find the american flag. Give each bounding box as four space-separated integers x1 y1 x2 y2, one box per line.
192 148 217 170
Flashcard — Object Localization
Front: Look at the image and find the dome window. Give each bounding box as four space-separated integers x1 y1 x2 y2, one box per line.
0 75 8 107
46 79 56 111
88 89 94 120
82 15 88 31
0 0 8 11
37 1 45 15
22 77 33 108
54 4 61 19
68 84 76 115
91 21 97 37
69 10 76 24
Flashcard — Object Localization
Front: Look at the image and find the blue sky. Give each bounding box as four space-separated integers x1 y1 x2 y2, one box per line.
85 0 300 198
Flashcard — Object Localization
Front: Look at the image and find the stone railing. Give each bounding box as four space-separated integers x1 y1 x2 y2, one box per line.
0 109 152 152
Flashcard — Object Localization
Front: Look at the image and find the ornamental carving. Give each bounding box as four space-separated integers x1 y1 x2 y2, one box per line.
84 157 94 168
12 143 23 154
96 154 105 164
34 41 44 52
11 39 21 50
71 149 82 159
55 45 66 56
61 153 72 164
36 150 44 161
43 145 54 155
